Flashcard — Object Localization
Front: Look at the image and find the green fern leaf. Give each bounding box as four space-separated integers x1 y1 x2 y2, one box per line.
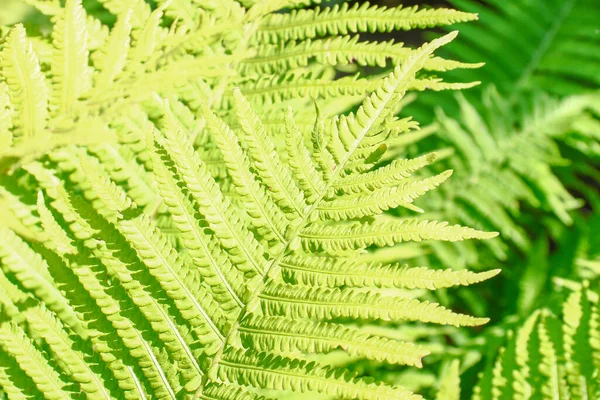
217 348 422 400
233 88 308 218
49 0 90 118
159 106 269 279
316 170 452 220
474 285 600 399
256 2 477 43
203 105 289 247
300 219 496 253
436 359 461 400
0 227 81 333
20 303 112 399
239 314 430 367
92 10 132 90
441 0 600 97
280 255 500 289
0 322 69 399
259 283 488 326
150 135 247 311
0 24 48 140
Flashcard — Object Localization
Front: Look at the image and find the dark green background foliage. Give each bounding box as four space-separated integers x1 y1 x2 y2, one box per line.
0 0 599 399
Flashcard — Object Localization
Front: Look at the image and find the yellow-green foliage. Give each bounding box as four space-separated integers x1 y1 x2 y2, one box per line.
0 14 501 396
473 285 600 400
415 91 600 268
0 0 478 171
401 0 600 273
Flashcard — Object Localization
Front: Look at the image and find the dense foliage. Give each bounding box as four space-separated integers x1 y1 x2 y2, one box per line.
0 0 598 399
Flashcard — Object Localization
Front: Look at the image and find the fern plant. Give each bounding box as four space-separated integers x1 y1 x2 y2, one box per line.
342 1 600 393
389 0 600 293
0 0 479 171
410 0 600 119
411 90 600 269
398 0 600 270
472 283 600 399
0 30 500 398
428 283 600 400
0 0 484 242
440 0 600 99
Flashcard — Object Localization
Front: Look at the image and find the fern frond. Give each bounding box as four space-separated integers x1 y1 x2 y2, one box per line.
0 24 48 140
562 285 596 397
20 303 112 399
260 283 488 326
81 157 230 342
0 264 28 316
0 322 69 399
280 255 500 289
435 360 461 400
236 72 377 106
49 0 90 118
26 168 183 397
0 227 81 333
36 191 76 254
301 219 496 253
233 88 308 218
217 348 422 400
475 285 600 399
150 137 246 311
256 2 477 43
440 0 600 97
239 314 430 367
284 107 326 203
0 354 31 399
334 152 438 194
411 90 600 269
2 0 479 171
0 14 494 399
537 311 567 399
203 105 289 247
92 10 132 90
158 106 268 279
244 35 478 75
316 170 452 220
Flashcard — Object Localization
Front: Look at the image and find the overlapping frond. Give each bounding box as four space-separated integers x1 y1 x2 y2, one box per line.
1 0 482 172
0 24 48 140
244 35 478 75
256 2 477 43
0 24 497 399
408 90 600 268
280 255 499 289
218 348 422 400
409 0 600 124
0 321 69 399
440 0 600 97
473 285 600 400
239 314 430 367
435 360 461 400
